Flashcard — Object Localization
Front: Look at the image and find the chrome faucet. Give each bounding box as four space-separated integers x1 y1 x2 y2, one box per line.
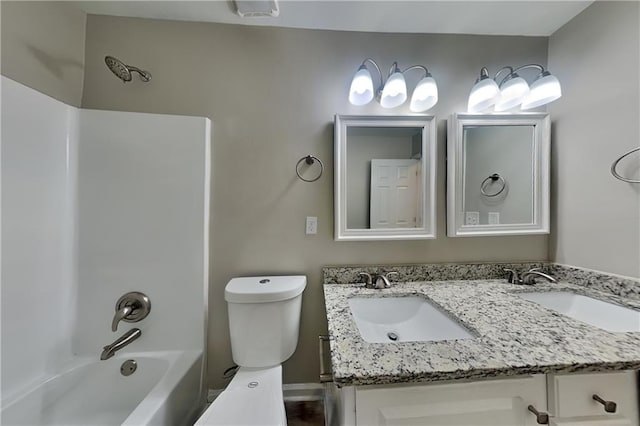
503 268 521 284
100 328 141 360
358 271 399 289
358 272 374 288
504 268 556 285
521 269 557 285
373 272 399 289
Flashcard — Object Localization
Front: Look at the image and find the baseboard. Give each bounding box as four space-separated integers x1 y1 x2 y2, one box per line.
207 382 325 403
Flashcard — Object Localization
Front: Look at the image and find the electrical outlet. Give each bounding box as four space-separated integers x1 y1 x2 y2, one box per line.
488 212 500 225
465 212 479 226
305 216 317 234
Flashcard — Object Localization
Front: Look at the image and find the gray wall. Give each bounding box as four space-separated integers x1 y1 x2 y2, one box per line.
548 1 640 278
80 14 549 389
0 1 86 106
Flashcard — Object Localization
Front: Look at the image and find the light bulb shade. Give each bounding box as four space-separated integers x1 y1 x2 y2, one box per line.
349 66 374 106
467 77 500 112
521 73 562 110
494 76 530 112
380 72 407 108
410 76 438 112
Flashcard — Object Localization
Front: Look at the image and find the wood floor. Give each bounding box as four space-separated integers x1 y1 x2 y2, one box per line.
285 400 325 426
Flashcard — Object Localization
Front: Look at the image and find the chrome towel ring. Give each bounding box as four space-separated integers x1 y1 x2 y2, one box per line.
480 173 506 197
296 155 324 182
611 147 640 183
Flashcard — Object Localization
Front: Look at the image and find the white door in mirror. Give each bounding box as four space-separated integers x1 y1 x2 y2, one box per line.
370 159 419 229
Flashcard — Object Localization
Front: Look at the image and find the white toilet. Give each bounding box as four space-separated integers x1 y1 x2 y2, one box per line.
195 275 307 426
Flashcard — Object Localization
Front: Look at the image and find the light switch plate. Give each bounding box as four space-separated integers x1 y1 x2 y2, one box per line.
488 212 500 225
306 216 317 234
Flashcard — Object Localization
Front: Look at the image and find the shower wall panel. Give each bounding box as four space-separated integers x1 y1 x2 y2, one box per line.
1 76 78 400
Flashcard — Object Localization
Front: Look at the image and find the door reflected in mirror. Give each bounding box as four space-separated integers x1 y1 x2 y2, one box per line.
335 116 436 241
346 127 423 230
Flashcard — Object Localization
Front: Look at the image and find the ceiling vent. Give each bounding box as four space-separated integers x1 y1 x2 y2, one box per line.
234 0 279 17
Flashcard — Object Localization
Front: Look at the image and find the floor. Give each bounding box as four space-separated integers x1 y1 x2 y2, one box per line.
285 400 325 426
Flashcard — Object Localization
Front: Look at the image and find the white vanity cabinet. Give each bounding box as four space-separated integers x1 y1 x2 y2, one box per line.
355 375 546 426
546 371 638 425
331 371 638 426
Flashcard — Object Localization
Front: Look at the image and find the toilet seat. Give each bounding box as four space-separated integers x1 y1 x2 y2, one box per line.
194 366 286 426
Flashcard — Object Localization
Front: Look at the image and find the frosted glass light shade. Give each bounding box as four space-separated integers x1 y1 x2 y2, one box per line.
494 76 530 112
467 78 500 112
380 72 407 108
349 66 374 106
410 76 438 112
521 73 562 110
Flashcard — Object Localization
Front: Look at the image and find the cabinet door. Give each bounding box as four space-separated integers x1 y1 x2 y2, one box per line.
547 371 638 425
355 375 546 426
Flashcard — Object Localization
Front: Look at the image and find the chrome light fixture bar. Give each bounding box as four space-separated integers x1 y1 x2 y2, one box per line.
467 64 561 113
348 59 438 112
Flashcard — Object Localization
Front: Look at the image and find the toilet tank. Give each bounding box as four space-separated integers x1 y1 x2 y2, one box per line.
225 276 307 368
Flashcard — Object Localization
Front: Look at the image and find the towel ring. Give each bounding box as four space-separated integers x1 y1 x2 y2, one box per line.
610 147 640 183
296 155 324 182
480 173 506 197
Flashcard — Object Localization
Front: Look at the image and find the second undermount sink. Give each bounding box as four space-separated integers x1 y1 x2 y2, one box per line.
348 296 474 343
517 291 640 333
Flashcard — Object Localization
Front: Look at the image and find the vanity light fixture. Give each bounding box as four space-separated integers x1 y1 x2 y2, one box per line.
467 64 561 113
348 59 438 112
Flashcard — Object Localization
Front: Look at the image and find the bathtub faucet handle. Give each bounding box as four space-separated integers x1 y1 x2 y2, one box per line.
111 292 151 332
112 305 133 332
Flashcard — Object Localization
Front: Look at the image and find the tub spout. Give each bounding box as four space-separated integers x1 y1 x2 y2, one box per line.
100 328 141 360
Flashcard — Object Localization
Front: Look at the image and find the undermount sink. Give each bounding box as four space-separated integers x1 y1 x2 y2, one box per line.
348 296 475 343
517 291 640 333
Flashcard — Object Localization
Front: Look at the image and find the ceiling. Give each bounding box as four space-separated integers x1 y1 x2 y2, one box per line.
77 1 594 36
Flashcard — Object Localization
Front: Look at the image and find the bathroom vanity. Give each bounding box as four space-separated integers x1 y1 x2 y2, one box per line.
322 266 640 425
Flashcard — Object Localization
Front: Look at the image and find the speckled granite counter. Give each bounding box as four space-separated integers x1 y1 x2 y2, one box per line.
324 280 640 387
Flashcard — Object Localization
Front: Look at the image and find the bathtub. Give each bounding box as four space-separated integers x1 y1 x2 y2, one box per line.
1 350 204 426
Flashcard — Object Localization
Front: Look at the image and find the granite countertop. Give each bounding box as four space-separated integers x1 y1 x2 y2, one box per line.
323 279 640 387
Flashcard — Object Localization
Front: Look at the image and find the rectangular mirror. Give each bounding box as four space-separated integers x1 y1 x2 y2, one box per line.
334 115 436 241
447 113 550 237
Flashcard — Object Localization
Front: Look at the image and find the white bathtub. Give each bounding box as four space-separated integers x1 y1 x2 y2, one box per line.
1 350 204 426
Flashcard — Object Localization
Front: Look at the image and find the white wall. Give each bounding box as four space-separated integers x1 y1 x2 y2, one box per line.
548 1 640 278
1 76 78 400
73 110 210 354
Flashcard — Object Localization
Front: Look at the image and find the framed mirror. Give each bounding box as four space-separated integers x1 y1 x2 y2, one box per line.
447 113 550 237
334 115 436 241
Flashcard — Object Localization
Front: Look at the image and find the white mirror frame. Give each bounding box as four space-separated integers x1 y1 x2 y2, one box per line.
334 115 437 241
447 113 550 237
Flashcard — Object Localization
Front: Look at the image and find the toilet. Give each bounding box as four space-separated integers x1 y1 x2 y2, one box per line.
195 275 307 426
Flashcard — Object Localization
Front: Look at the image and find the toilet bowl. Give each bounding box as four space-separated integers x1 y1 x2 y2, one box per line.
195 276 306 426
194 366 286 426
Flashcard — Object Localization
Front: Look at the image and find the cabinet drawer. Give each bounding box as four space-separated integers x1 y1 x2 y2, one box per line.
356 375 547 426
547 371 638 420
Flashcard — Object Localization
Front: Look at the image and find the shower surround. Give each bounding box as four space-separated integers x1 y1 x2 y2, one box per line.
1 76 210 425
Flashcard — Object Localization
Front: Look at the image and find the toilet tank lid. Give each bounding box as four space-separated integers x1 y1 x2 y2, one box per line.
225 275 307 303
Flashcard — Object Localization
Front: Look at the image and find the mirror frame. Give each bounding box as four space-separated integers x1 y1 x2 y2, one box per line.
447 113 550 237
334 115 437 241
